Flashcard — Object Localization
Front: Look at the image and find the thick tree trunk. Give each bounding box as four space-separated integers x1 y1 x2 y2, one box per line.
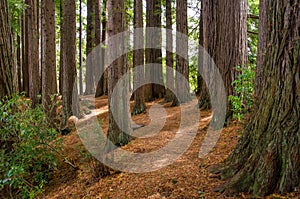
0 0 16 99
144 0 154 102
255 0 268 96
145 0 164 102
197 1 211 109
202 0 248 119
85 0 96 95
107 0 131 147
94 0 102 90
41 0 57 119
25 0 40 107
132 0 146 115
173 0 190 106
151 0 164 99
211 0 300 196
164 0 175 103
95 0 106 98
61 0 80 128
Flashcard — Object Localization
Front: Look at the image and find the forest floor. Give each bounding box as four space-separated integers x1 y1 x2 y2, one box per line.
43 96 299 199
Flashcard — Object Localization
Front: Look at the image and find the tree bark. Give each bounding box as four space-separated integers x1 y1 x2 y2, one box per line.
202 0 248 119
17 33 22 93
132 0 146 115
61 0 80 128
173 0 190 106
25 0 40 107
145 0 164 102
197 0 211 109
94 0 102 90
79 0 83 95
85 0 96 95
164 0 175 103
211 0 300 196
107 0 131 148
59 0 64 95
255 0 268 96
102 0 108 96
22 9 29 95
95 0 106 98
0 0 16 99
41 0 57 119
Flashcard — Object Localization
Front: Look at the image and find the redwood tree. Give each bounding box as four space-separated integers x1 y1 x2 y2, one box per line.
95 0 106 97
145 0 164 101
0 0 16 99
41 0 57 118
211 0 300 196
61 0 80 127
107 0 131 147
79 0 83 95
201 0 248 118
85 0 96 95
25 0 40 107
164 0 175 103
197 0 211 109
255 0 268 95
132 0 146 115
173 0 189 106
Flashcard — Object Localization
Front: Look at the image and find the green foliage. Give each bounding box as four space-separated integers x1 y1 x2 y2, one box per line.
189 55 199 93
229 66 255 121
228 0 258 121
8 0 26 36
0 94 60 198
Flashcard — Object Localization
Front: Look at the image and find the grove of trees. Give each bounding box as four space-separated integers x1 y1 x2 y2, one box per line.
0 0 299 198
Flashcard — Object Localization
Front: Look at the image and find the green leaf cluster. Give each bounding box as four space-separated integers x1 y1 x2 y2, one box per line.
229 65 255 121
0 94 61 198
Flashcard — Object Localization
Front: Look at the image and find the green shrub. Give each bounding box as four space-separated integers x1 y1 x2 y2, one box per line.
229 66 255 121
0 94 60 198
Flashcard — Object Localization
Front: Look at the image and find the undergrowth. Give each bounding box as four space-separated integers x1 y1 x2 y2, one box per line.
0 94 61 199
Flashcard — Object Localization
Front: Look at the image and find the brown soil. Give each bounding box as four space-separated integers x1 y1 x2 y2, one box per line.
42 96 300 199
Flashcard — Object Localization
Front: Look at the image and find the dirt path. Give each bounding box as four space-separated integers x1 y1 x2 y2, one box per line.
43 96 244 199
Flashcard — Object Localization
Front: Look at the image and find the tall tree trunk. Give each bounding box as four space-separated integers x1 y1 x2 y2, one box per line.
145 0 164 102
95 0 106 98
0 0 16 99
164 0 175 103
255 0 268 96
85 0 96 95
61 0 80 128
94 0 101 90
17 32 22 92
59 0 64 95
41 0 57 118
79 0 83 95
107 0 131 148
202 0 248 120
211 0 300 196
151 0 164 99
25 0 40 107
102 0 108 96
197 0 211 109
173 0 190 106
38 0 41 96
22 9 29 95
144 0 154 102
132 0 146 115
